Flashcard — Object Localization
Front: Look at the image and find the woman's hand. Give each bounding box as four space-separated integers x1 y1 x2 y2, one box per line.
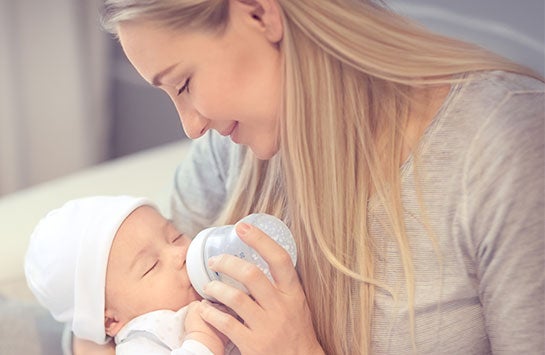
198 222 324 354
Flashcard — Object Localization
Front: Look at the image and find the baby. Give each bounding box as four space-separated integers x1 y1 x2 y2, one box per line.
25 195 238 354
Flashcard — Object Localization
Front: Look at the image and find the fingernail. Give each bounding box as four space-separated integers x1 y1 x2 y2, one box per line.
236 222 251 236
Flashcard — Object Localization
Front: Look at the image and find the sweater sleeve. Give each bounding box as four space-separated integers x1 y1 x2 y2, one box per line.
170 131 244 237
463 90 544 353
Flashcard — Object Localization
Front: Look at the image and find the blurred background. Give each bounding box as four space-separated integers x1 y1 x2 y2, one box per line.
0 0 543 196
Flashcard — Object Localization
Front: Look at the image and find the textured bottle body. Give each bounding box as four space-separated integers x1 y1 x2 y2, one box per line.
186 213 297 300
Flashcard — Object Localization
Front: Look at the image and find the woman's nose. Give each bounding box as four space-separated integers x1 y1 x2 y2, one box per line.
175 101 208 139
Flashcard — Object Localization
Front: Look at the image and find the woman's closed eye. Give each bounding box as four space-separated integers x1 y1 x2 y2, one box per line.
177 78 191 96
142 260 158 277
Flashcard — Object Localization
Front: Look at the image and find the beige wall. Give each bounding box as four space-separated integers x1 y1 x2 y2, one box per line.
0 0 110 195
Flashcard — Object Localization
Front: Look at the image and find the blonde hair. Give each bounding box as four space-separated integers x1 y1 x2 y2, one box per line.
102 1 540 353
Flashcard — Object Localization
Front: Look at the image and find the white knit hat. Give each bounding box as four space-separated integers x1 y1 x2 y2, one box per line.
24 195 154 344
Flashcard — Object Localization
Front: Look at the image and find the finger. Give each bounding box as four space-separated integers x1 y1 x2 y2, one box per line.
186 300 201 312
208 253 279 311
184 301 202 321
203 277 265 328
199 299 251 348
205 301 232 315
235 222 300 289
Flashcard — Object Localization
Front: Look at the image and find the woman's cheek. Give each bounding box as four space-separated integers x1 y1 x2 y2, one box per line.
191 85 229 121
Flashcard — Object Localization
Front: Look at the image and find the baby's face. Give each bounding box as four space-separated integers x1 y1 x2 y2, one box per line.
104 205 200 333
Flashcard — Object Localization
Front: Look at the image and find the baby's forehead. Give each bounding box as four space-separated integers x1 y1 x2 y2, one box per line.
118 204 167 230
111 206 180 252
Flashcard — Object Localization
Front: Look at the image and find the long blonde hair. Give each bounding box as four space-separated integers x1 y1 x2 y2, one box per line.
102 1 538 353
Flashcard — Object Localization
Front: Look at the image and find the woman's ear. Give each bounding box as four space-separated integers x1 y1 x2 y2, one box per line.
233 0 284 43
104 309 124 337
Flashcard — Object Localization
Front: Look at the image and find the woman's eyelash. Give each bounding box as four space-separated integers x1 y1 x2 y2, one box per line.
172 234 183 242
177 78 191 96
142 261 158 277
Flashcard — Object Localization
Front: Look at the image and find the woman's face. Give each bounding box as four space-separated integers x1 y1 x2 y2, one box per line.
117 3 283 160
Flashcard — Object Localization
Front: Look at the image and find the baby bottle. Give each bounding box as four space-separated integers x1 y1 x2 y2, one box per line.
186 213 297 301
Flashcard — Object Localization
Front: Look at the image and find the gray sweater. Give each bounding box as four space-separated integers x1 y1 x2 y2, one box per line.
171 71 544 354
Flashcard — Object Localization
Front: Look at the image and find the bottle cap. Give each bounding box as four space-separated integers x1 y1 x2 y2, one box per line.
186 227 216 300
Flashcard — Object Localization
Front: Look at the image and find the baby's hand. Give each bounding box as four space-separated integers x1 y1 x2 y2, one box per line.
184 301 228 354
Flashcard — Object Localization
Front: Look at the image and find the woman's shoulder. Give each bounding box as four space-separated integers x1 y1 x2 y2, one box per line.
439 70 543 137
192 131 245 164
171 132 245 235
183 131 247 183
462 71 544 134
463 70 544 97
419 69 543 188
443 70 544 185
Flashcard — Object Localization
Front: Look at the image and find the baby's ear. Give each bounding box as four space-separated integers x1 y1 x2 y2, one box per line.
104 309 124 337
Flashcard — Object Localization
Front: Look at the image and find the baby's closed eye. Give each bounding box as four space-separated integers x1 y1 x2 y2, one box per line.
142 260 158 277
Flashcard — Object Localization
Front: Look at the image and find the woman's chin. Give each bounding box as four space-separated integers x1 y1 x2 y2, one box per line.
251 143 280 161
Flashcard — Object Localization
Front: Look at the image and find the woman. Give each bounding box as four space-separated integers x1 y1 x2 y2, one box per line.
75 0 544 353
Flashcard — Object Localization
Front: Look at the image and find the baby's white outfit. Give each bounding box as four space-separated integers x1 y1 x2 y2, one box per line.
115 307 238 355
